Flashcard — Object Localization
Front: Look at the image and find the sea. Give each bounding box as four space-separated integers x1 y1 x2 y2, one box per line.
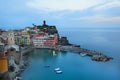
21 28 120 80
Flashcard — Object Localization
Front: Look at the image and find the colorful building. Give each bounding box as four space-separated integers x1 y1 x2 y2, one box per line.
31 21 59 48
0 58 8 73
18 30 31 46
32 33 58 48
32 33 46 47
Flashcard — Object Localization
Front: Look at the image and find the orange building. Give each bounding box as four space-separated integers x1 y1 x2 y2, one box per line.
0 58 8 73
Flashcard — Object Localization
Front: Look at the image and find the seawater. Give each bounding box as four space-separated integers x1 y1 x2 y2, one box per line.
21 28 120 80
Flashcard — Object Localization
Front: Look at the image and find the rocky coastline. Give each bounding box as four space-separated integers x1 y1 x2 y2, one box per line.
8 46 34 80
55 36 113 62
55 45 113 62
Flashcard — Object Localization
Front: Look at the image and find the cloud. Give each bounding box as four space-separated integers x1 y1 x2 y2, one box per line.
94 0 120 10
74 16 120 23
26 0 103 12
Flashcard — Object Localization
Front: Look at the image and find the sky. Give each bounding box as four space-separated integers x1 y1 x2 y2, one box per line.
0 0 120 30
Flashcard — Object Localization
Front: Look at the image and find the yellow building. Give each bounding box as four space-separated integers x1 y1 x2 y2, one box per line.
22 31 31 45
0 58 8 73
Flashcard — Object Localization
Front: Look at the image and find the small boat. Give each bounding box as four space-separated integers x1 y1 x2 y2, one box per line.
54 67 63 74
53 51 56 56
56 70 62 74
54 68 60 71
14 76 22 80
80 53 87 56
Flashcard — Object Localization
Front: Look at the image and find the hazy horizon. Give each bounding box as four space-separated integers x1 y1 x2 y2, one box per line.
0 0 120 30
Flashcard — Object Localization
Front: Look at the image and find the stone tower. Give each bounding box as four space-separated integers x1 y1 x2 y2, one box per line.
43 20 46 26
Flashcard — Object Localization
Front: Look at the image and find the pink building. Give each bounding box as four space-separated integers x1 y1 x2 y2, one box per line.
32 33 45 47
32 33 58 48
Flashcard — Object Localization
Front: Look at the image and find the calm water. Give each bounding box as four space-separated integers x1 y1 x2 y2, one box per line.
21 28 120 80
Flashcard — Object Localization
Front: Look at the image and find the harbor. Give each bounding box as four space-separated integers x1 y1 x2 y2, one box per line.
21 48 119 80
0 21 114 80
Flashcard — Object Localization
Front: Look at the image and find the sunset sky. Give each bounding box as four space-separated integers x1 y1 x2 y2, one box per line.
0 0 120 30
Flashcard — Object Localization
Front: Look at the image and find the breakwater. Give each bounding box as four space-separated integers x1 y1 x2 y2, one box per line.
55 45 113 62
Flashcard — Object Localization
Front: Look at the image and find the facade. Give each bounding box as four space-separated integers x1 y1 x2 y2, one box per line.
31 21 59 48
0 37 7 45
32 33 58 48
44 34 58 47
0 32 8 45
23 35 31 46
22 31 31 46
0 43 4 56
0 58 8 73
16 30 31 46
7 31 15 45
15 35 23 45
32 33 46 47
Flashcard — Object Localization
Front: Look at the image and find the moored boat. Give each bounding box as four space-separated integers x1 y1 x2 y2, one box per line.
14 76 22 80
54 67 62 74
54 67 60 71
80 53 87 56
56 70 62 74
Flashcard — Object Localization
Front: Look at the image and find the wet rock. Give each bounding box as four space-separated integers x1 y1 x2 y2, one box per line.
56 45 113 62
91 54 113 62
59 37 70 45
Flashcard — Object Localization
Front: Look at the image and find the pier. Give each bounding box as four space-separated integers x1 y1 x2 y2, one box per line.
55 45 113 62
